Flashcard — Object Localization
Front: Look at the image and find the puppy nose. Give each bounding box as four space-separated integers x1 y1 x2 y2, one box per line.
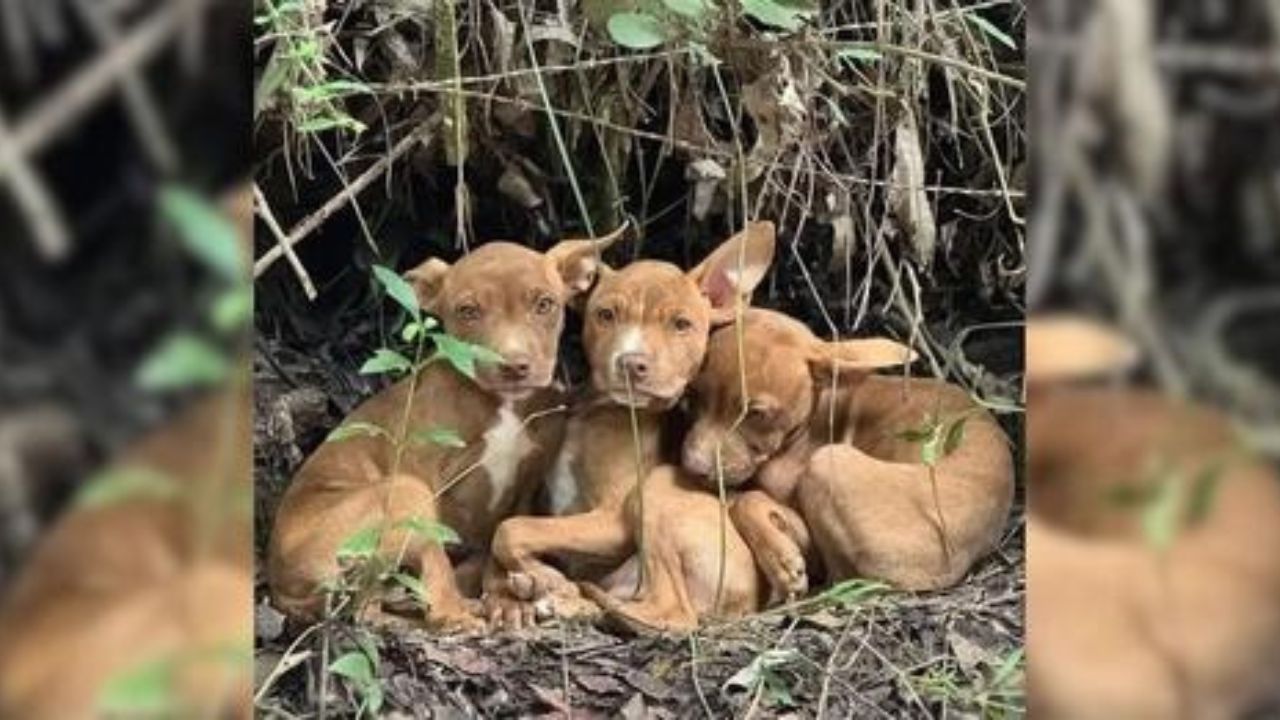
682 445 711 477
499 355 532 381
616 352 651 380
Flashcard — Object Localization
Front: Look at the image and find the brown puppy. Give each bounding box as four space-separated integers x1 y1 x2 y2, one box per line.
1026 317 1280 719
0 185 253 720
681 308 1014 598
487 223 775 628
267 232 619 631
0 383 253 720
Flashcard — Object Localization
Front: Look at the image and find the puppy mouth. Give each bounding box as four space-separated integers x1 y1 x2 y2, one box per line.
687 462 754 487
605 387 679 410
475 373 553 399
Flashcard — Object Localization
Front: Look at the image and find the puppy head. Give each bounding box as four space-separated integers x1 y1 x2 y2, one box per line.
682 310 916 487
581 221 776 410
404 228 623 398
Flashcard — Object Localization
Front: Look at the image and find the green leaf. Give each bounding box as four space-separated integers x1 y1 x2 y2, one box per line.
607 12 668 49
297 114 367 134
136 333 229 390
663 0 708 18
1141 475 1182 553
327 421 391 443
211 287 252 333
99 657 174 714
1105 482 1155 508
392 572 427 602
402 321 422 343
77 466 176 507
990 648 1025 689
942 415 968 457
920 427 946 467
431 334 503 379
363 684 385 716
394 516 462 546
337 526 382 560
159 186 243 283
360 348 413 375
372 265 421 319
329 652 375 685
820 578 889 608
741 0 814 31
1184 460 1225 527
964 13 1017 51
896 427 934 443
410 427 467 448
254 47 290 119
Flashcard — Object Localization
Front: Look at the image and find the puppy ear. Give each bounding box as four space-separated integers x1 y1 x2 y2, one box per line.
403 258 450 314
688 221 776 325
546 222 629 297
808 337 917 385
1025 315 1139 386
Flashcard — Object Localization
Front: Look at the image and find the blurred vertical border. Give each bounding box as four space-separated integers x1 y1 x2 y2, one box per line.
0 0 253 717
1028 0 1280 717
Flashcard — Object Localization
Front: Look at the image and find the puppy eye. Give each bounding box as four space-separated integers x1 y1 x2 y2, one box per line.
746 402 774 421
671 316 694 333
596 307 616 324
533 295 557 315
456 303 482 322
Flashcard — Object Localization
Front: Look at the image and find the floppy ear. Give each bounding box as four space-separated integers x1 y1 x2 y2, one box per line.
545 222 629 298
403 258 450 315
808 337 918 385
1025 315 1139 386
687 221 777 325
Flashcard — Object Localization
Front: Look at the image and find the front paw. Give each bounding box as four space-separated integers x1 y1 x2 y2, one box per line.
425 599 485 633
760 546 808 604
483 590 539 631
505 567 575 602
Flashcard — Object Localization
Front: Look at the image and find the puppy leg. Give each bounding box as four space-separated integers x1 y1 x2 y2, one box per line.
730 490 811 604
582 549 698 633
381 477 482 632
797 444 961 590
491 507 633 601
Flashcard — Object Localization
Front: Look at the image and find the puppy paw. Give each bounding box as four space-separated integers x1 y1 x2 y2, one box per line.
483 591 538 631
424 601 485 633
543 586 602 621
507 567 574 602
760 546 808 603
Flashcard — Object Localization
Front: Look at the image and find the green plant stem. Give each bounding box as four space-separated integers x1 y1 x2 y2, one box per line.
623 371 648 594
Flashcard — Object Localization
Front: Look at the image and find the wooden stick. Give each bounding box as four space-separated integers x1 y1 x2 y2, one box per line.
253 183 317 300
0 105 70 260
253 116 439 279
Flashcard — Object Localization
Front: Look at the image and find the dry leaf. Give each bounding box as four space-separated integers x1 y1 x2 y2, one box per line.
686 159 726 220
888 108 937 267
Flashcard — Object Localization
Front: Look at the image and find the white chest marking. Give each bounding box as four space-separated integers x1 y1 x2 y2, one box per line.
479 404 535 513
547 420 582 515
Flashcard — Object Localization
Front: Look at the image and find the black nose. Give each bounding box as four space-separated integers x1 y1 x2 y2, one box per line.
616 352 651 380
500 355 532 381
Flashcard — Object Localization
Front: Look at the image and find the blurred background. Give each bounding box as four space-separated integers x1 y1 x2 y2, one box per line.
1 0 1278 717
0 0 251 717
1028 0 1280 717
